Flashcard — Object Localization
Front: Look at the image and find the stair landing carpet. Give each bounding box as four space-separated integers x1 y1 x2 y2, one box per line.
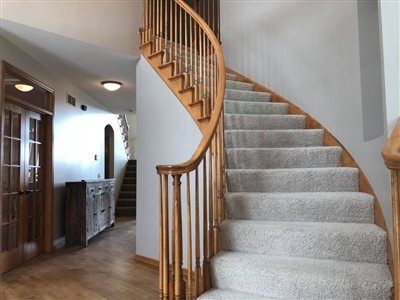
198 74 393 299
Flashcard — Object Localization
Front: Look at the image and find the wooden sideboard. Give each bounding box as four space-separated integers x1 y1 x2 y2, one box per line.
65 179 115 247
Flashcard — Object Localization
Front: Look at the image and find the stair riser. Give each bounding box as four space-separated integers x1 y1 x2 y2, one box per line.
115 207 136 217
225 193 374 223
120 184 136 191
117 200 136 207
225 130 324 148
211 253 392 300
119 192 136 198
224 115 306 130
123 178 136 185
226 168 359 193
220 221 387 263
226 74 237 81
224 101 288 115
226 80 254 91
226 147 342 169
225 89 271 102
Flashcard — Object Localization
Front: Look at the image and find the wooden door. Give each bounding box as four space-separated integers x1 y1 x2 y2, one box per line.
1 101 44 273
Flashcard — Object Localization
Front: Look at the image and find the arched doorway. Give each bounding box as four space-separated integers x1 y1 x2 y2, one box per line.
104 125 114 179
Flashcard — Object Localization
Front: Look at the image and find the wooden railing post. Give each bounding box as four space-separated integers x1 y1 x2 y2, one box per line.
382 118 400 300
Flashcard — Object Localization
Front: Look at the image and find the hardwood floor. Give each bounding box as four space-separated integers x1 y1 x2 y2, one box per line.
0 218 158 299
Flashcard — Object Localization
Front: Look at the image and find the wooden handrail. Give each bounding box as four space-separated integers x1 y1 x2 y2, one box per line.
156 0 225 175
383 117 400 300
383 118 400 170
139 0 225 298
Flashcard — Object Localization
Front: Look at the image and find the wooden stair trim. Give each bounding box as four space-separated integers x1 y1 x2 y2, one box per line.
383 118 400 170
225 66 394 277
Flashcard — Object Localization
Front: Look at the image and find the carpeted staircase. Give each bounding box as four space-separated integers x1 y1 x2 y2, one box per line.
116 160 136 217
198 74 393 299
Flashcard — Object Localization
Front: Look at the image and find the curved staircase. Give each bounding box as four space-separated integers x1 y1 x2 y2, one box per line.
198 73 393 299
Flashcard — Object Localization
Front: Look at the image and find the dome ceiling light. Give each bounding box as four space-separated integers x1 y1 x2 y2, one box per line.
101 81 122 91
15 84 34 92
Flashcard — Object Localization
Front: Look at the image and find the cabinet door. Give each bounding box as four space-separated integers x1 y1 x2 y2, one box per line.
86 186 96 240
108 182 115 225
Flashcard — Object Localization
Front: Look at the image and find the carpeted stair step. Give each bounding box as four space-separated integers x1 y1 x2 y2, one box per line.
226 147 342 169
127 165 136 172
115 206 136 217
224 114 306 130
198 288 271 300
225 192 374 223
123 177 136 185
226 80 254 91
226 168 359 193
125 171 136 178
117 199 136 207
120 184 136 191
226 73 237 81
224 100 288 115
225 89 271 102
119 191 136 198
220 220 387 263
225 129 324 148
209 251 392 299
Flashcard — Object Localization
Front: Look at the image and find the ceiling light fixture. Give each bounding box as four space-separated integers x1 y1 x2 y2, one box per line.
101 81 122 91
15 84 34 92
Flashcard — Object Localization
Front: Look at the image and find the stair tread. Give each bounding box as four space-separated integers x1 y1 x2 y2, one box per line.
226 80 254 91
226 147 342 169
225 192 374 223
225 89 270 102
224 100 288 115
198 288 271 300
225 114 306 130
211 251 392 299
220 220 387 263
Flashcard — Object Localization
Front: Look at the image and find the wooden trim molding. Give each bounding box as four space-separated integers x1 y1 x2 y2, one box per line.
226 67 394 276
383 118 400 300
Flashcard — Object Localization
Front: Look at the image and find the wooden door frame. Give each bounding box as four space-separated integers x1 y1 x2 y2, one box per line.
0 61 54 264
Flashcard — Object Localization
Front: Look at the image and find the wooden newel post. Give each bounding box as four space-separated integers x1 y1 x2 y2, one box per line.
171 175 186 299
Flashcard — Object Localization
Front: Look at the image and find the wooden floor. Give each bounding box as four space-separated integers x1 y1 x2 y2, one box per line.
0 218 158 299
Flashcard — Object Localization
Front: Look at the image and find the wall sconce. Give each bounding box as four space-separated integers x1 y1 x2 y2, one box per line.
15 84 34 92
101 81 122 91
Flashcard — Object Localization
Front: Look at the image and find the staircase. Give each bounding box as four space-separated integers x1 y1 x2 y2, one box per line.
198 74 393 299
116 160 136 217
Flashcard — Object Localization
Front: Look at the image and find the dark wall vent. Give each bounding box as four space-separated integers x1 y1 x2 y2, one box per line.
67 94 76 106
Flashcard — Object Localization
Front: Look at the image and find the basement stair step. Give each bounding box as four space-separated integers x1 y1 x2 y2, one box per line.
123 177 136 184
117 199 136 207
208 251 392 299
115 206 136 217
120 184 136 191
220 220 387 263
119 191 136 198
224 100 288 115
225 147 342 169
225 114 306 130
226 80 254 91
226 168 359 193
225 129 324 148
225 192 375 223
225 89 271 102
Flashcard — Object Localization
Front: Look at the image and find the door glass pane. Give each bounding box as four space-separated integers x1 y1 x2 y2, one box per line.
3 138 11 165
9 223 17 249
35 193 42 214
2 225 8 252
12 112 20 138
28 168 35 190
36 144 40 167
29 118 35 141
11 195 18 220
2 166 10 193
12 140 20 165
29 143 35 166
36 120 41 143
11 167 20 193
34 218 41 239
4 110 11 137
2 195 9 222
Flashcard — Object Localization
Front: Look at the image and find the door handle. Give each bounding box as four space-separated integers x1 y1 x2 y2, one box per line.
19 190 24 195
25 189 34 194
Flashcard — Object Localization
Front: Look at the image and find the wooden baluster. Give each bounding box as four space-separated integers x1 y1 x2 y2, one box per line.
162 175 170 300
194 17 199 103
172 175 185 299
169 0 173 64
186 173 193 299
155 0 159 52
189 14 194 89
208 144 214 261
194 168 201 296
149 0 153 51
184 11 188 88
164 0 168 62
217 0 221 42
213 134 219 255
202 156 211 291
159 0 163 51
174 1 178 75
159 175 163 299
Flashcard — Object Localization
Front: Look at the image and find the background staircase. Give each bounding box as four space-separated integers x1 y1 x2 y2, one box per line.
116 160 136 217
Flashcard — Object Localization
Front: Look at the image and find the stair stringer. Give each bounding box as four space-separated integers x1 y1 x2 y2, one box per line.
225 67 394 278
140 42 208 134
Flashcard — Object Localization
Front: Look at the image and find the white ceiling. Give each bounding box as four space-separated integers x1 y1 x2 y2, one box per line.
0 1 143 114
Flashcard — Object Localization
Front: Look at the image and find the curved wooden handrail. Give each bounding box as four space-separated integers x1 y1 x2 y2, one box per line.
383 117 400 170
155 0 226 176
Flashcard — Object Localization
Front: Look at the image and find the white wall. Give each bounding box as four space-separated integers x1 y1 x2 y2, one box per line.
0 36 128 247
126 114 137 159
136 56 202 260
379 0 400 134
221 1 393 238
